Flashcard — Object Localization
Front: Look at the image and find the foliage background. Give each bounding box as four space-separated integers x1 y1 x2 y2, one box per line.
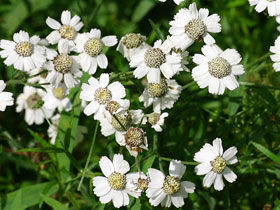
0 0 280 209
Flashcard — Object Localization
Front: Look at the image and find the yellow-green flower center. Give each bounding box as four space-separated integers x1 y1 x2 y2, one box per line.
122 33 144 49
185 19 206 40
94 88 112 105
144 48 166 68
208 57 231 79
105 101 120 114
84 38 103 57
53 54 72 74
137 178 149 191
125 127 145 147
148 79 168 98
148 113 160 125
15 41 33 57
162 176 181 195
111 113 132 131
27 93 41 109
52 87 65 100
59 25 76 40
108 172 126 190
210 156 226 173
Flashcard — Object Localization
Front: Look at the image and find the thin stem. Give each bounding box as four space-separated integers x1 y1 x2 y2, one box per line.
240 81 280 90
246 52 271 69
135 156 141 172
77 121 99 191
182 81 196 90
113 114 127 131
159 156 198 165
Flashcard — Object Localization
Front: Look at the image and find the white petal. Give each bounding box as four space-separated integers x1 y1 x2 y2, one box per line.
61 10 71 25
112 190 124 208
208 76 220 94
170 195 184 208
99 156 114 177
113 154 130 174
102 36 118 47
46 17 61 30
223 167 237 183
212 138 223 156
147 68 161 83
97 54 108 69
195 162 212 175
202 171 217 188
99 73 110 88
169 160 186 179
214 173 224 191
222 146 238 161
83 101 99 116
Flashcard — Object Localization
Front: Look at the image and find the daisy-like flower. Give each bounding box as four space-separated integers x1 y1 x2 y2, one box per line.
169 3 221 50
146 160 195 208
45 40 82 89
148 112 168 132
80 73 126 120
48 114 87 144
129 39 182 83
75 29 117 74
43 84 72 112
46 10 83 48
194 138 238 191
159 0 184 5
270 36 280 71
117 33 149 61
0 80 14 111
16 86 53 125
0 30 46 72
248 0 280 16
192 44 244 95
92 154 139 208
139 78 182 112
126 172 149 198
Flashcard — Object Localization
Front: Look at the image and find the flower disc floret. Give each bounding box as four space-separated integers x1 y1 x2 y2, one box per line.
94 88 112 105
148 79 168 98
15 41 33 57
105 101 120 114
185 19 206 40
52 87 65 100
144 48 166 68
208 57 231 78
84 38 104 57
107 172 126 190
137 178 149 191
210 156 226 173
148 113 160 125
59 25 76 40
125 127 145 147
111 113 132 131
27 93 41 109
162 176 181 195
122 33 144 49
53 54 72 74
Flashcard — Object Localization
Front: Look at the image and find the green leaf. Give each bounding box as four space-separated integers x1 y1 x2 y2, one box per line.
132 0 155 22
148 19 165 41
0 182 58 210
28 129 51 148
17 147 65 153
228 85 244 116
142 154 157 173
41 195 68 210
252 142 280 164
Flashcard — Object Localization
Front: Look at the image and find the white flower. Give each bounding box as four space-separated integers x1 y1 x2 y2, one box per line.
27 68 49 84
46 10 83 49
0 80 14 111
80 73 126 120
45 40 82 89
276 16 280 31
192 44 244 95
159 0 184 5
169 3 221 50
148 112 168 132
270 36 280 71
92 154 138 208
0 30 46 72
249 0 280 16
43 84 72 112
16 86 53 125
48 114 87 144
139 78 182 112
146 160 195 208
194 138 238 191
117 33 149 61
75 29 117 74
126 172 149 198
130 39 182 83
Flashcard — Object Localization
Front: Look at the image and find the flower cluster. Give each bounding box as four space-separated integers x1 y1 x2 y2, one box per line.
0 1 244 208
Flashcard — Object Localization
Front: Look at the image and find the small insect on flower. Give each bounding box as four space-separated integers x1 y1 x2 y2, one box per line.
130 39 182 84
80 73 126 120
270 36 280 71
0 30 46 72
92 154 140 208
248 0 280 16
194 138 238 191
139 78 182 112
16 86 53 125
192 44 244 95
75 28 118 74
46 10 83 49
169 2 221 50
117 33 149 61
45 40 82 89
0 80 14 112
146 160 195 208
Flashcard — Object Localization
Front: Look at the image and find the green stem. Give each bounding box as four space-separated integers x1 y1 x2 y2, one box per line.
182 81 196 90
159 156 198 165
246 52 271 69
77 121 99 191
239 81 280 90
135 156 141 172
